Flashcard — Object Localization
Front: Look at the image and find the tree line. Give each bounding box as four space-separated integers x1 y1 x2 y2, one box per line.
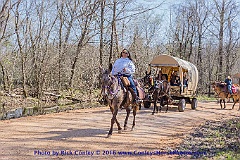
0 0 239 100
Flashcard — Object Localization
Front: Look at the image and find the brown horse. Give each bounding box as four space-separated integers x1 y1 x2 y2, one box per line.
100 66 139 138
231 85 240 111
212 81 240 110
152 80 171 115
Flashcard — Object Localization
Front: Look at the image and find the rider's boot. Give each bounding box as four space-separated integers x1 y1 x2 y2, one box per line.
129 88 142 105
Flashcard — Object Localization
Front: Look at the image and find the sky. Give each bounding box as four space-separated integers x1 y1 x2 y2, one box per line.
131 0 185 45
136 0 185 26
137 0 184 10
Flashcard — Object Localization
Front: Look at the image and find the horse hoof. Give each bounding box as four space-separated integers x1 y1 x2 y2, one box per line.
106 134 112 138
124 127 127 130
118 129 122 133
152 112 154 115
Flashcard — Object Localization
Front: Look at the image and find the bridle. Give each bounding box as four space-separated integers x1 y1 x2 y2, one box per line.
102 73 120 100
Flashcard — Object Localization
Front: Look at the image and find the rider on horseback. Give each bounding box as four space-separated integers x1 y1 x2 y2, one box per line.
225 76 232 97
111 49 140 104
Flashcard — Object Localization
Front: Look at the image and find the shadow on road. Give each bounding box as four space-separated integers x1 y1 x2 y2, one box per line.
39 128 107 140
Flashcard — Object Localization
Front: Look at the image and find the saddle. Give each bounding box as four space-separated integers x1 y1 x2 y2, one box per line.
119 77 145 100
120 77 130 87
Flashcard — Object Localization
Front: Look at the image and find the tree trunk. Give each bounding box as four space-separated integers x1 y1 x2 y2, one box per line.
218 0 225 81
99 0 105 66
109 0 117 65
15 2 27 98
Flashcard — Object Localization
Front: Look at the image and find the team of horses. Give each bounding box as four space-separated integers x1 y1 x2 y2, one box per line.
100 66 239 138
142 71 171 115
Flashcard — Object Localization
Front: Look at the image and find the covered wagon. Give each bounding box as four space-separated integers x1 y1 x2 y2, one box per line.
144 54 199 112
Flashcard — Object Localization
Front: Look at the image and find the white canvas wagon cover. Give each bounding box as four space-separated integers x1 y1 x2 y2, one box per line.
149 54 198 94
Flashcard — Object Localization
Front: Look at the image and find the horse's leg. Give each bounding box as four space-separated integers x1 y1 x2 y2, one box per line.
115 118 122 133
131 106 137 131
110 107 122 132
159 101 162 112
165 97 168 113
232 102 236 109
124 107 131 130
232 97 236 109
107 108 118 138
235 97 240 110
152 100 157 115
223 99 226 109
220 99 223 109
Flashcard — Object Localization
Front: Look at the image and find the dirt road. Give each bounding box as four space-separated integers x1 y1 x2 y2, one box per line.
0 102 239 160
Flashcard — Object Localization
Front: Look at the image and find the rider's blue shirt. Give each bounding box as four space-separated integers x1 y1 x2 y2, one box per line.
225 78 232 85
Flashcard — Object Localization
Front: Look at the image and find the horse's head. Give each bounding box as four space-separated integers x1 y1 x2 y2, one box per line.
211 81 227 94
142 71 153 88
100 64 114 86
155 80 170 95
99 65 119 98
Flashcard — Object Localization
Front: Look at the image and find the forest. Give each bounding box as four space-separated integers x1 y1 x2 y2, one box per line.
0 0 240 110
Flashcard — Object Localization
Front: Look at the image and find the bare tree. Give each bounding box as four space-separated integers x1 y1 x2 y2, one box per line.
224 1 240 75
56 0 82 90
68 0 101 89
99 0 105 66
0 0 10 42
190 0 209 92
14 0 28 97
0 0 11 91
210 0 239 80
109 0 120 65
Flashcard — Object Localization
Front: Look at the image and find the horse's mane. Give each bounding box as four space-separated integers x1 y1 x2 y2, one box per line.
214 81 226 88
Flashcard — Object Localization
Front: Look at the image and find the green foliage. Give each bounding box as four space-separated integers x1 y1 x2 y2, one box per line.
196 94 216 101
216 151 240 160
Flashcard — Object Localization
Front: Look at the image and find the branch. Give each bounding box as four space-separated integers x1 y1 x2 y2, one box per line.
116 1 165 21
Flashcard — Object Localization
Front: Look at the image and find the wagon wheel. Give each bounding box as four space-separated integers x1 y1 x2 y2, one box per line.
143 101 151 108
191 98 197 109
178 99 186 112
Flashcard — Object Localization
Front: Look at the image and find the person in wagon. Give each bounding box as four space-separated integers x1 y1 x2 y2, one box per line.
155 70 162 81
225 76 232 95
183 72 188 92
111 49 139 104
170 71 180 86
